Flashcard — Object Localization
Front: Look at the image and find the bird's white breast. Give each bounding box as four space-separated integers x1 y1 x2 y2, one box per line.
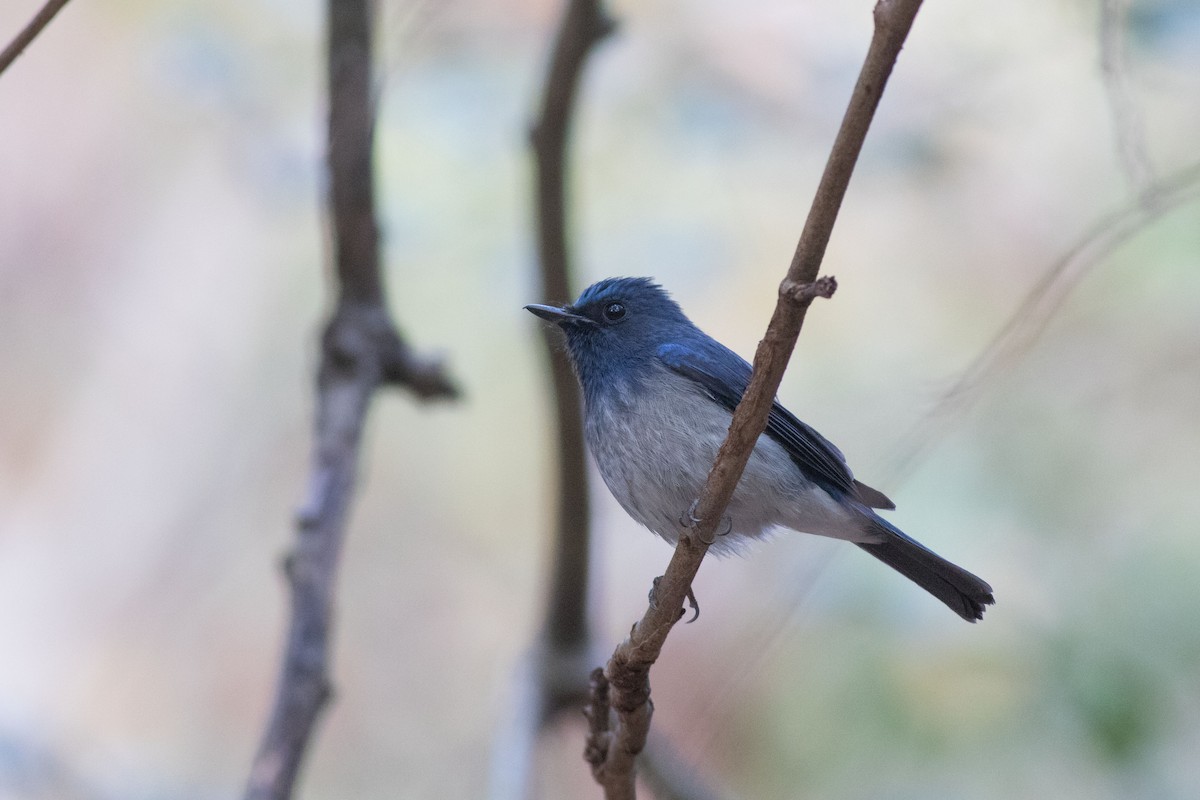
584 365 869 553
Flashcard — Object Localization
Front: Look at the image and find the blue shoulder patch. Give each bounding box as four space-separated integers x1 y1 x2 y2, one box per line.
656 339 861 499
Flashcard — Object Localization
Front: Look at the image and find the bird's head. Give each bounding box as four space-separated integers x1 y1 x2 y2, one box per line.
525 277 694 388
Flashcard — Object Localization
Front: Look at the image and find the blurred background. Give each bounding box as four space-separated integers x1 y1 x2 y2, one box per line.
2 0 1200 797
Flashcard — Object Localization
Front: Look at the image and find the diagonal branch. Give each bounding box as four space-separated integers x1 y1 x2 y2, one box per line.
243 1 458 799
0 0 72 76
588 1 926 796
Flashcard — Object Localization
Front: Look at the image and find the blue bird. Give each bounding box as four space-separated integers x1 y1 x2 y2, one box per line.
526 277 994 622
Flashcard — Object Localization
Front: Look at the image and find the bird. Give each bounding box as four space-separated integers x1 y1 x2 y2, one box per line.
526 277 995 622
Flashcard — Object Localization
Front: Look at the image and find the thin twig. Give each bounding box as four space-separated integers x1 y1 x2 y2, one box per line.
243 1 457 798
886 159 1200 482
0 0 72 76
590 2 926 797
1099 0 1154 193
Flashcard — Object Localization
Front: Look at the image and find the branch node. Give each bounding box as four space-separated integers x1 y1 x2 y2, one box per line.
780 275 838 305
322 314 368 371
593 12 618 41
245 1 458 796
379 334 460 400
583 667 612 770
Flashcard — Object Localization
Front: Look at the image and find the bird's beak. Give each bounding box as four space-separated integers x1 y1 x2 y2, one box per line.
524 303 594 326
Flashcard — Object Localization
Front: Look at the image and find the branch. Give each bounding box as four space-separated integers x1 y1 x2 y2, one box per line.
531 0 615 659
487 4 614 797
243 1 458 798
589 2 926 796
0 0 72 76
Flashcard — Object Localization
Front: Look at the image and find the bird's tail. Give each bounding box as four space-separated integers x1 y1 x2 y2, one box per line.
856 515 995 622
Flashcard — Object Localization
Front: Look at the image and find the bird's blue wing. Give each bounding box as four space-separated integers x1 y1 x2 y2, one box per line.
657 340 894 509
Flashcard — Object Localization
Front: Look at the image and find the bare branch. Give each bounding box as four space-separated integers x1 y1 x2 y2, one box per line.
591 1 927 796
1099 0 1154 193
584 667 613 773
243 1 457 798
531 0 615 657
487 3 614 797
887 159 1200 481
0 0 72 76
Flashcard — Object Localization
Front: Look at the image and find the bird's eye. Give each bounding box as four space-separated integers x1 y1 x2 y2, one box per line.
603 302 627 322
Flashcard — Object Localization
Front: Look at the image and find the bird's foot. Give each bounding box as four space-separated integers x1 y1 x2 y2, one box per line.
652 578 700 623
678 500 732 545
684 586 700 623
679 500 702 529
648 576 700 623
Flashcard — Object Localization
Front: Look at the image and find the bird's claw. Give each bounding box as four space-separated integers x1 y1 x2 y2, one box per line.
684 586 700 623
679 500 702 529
679 500 732 545
715 515 733 540
650 576 700 623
